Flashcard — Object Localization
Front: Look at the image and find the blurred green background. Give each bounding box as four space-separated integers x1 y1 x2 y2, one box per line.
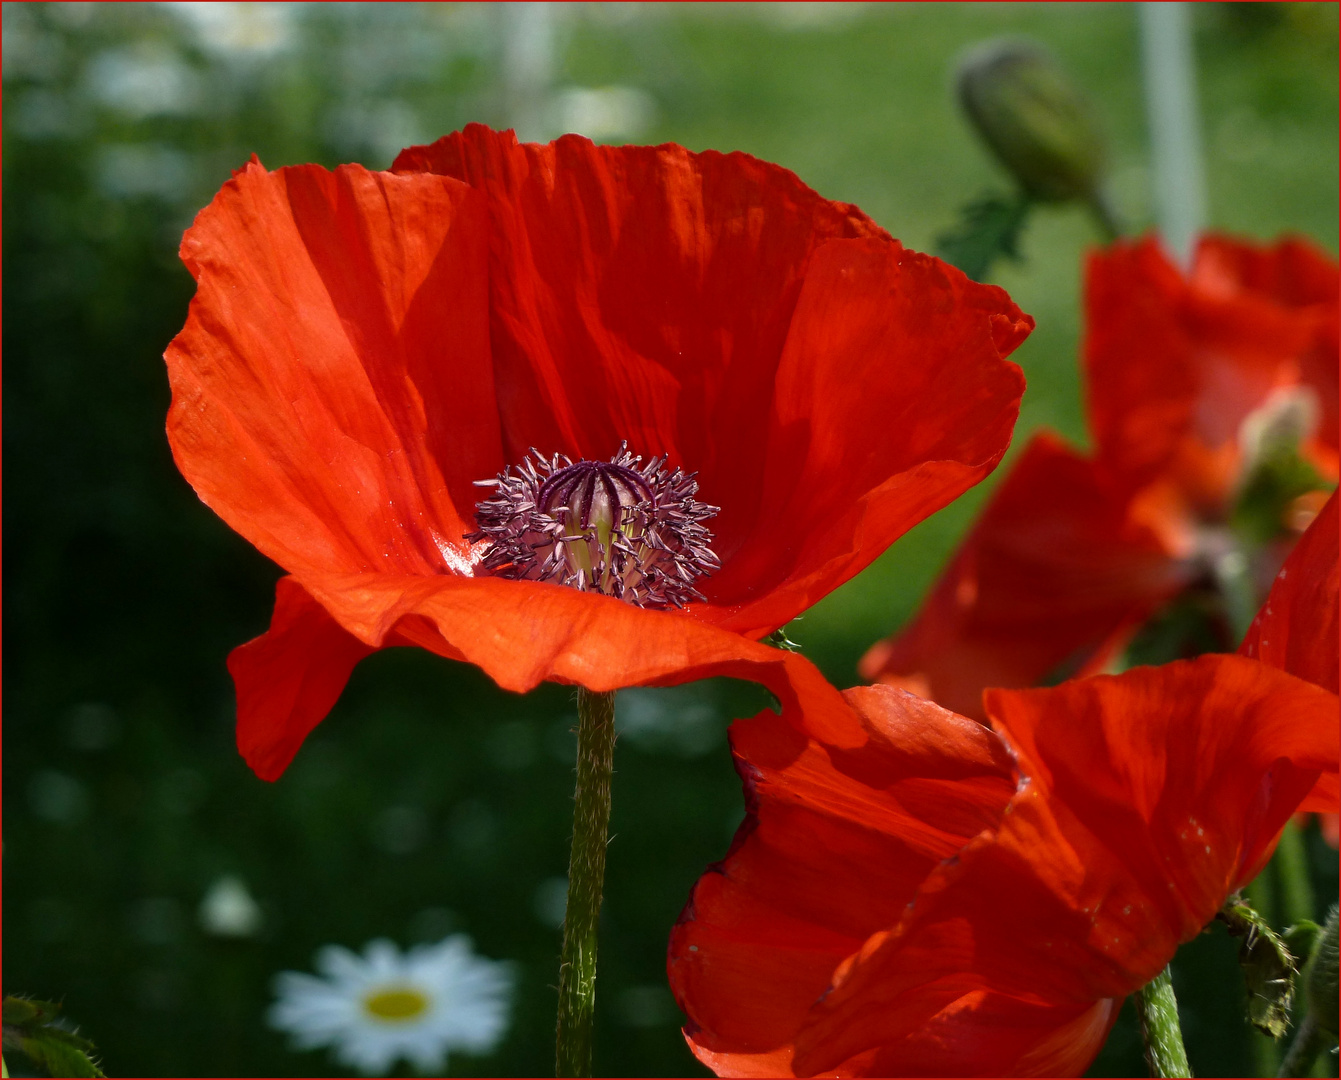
3 2 1337 1076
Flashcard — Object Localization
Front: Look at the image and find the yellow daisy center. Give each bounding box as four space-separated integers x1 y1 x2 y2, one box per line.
362 985 430 1023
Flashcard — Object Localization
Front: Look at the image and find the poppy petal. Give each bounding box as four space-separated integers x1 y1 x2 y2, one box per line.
229 576 377 782
1085 235 1339 502
165 157 500 583
859 431 1188 720
790 655 1336 1075
987 655 1337 955
688 997 1117 1079
236 570 855 779
670 683 1016 1068
1240 489 1339 813
1194 235 1339 473
176 131 1035 780
395 126 1030 636
1240 488 1338 693
393 125 888 553
715 239 1029 637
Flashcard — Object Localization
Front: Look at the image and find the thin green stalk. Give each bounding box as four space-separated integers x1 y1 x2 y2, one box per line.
1136 966 1193 1078
555 688 617 1078
1278 1015 1327 1078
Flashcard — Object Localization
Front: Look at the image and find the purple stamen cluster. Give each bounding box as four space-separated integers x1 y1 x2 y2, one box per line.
467 443 721 609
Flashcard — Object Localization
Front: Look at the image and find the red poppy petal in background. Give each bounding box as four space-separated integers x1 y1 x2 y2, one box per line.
165 158 501 583
395 127 1031 637
1241 489 1339 813
1084 235 1334 501
1083 238 1200 491
859 431 1187 720
1240 488 1338 692
1195 235 1340 470
791 656 1337 1076
670 683 1016 1072
229 577 377 782
715 239 1030 638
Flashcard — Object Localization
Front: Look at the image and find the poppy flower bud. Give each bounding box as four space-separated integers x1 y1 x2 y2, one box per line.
1304 904 1339 1039
957 39 1109 209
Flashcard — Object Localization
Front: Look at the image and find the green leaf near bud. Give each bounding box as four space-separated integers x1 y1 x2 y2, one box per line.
935 193 1031 283
1218 898 1297 1038
766 622 803 652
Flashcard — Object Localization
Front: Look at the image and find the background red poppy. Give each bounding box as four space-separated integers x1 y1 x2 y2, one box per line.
861 234 1338 718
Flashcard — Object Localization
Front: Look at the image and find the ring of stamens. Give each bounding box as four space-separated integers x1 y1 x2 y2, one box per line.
467 443 720 609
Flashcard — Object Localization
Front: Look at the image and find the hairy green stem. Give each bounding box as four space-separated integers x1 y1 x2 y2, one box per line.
1136 966 1192 1078
555 688 617 1078
1244 869 1280 1080
1243 821 1316 1076
1277 1015 1327 1078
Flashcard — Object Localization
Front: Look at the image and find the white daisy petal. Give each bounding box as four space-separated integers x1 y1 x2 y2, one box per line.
269 933 515 1075
362 938 402 978
314 943 370 986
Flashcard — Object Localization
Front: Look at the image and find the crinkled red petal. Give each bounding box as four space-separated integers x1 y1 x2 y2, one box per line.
229 576 378 782
794 657 1335 1073
1241 489 1339 813
670 683 1015 1072
171 134 1033 777
165 158 501 582
231 571 858 781
672 655 1335 1077
689 997 1118 1079
394 125 1030 637
859 431 1188 719
718 238 1029 637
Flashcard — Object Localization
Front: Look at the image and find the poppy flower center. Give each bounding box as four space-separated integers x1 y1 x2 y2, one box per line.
468 444 720 609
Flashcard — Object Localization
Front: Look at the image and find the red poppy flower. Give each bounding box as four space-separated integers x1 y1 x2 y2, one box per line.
668 653 1339 1076
1240 488 1338 694
1240 488 1339 842
860 234 1338 719
164 125 1031 780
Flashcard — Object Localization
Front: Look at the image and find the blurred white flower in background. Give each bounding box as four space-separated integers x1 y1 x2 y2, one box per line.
552 85 657 142
615 684 722 757
198 875 263 938
269 935 514 1075
163 2 295 58
96 143 194 201
85 45 201 117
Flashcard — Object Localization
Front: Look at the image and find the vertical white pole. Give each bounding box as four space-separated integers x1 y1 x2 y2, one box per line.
1139 3 1206 269
500 2 556 141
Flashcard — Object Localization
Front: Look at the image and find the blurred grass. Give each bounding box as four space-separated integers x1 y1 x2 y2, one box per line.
3 3 1337 1077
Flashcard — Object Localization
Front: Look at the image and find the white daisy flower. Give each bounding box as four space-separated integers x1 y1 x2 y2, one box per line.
268 934 514 1075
